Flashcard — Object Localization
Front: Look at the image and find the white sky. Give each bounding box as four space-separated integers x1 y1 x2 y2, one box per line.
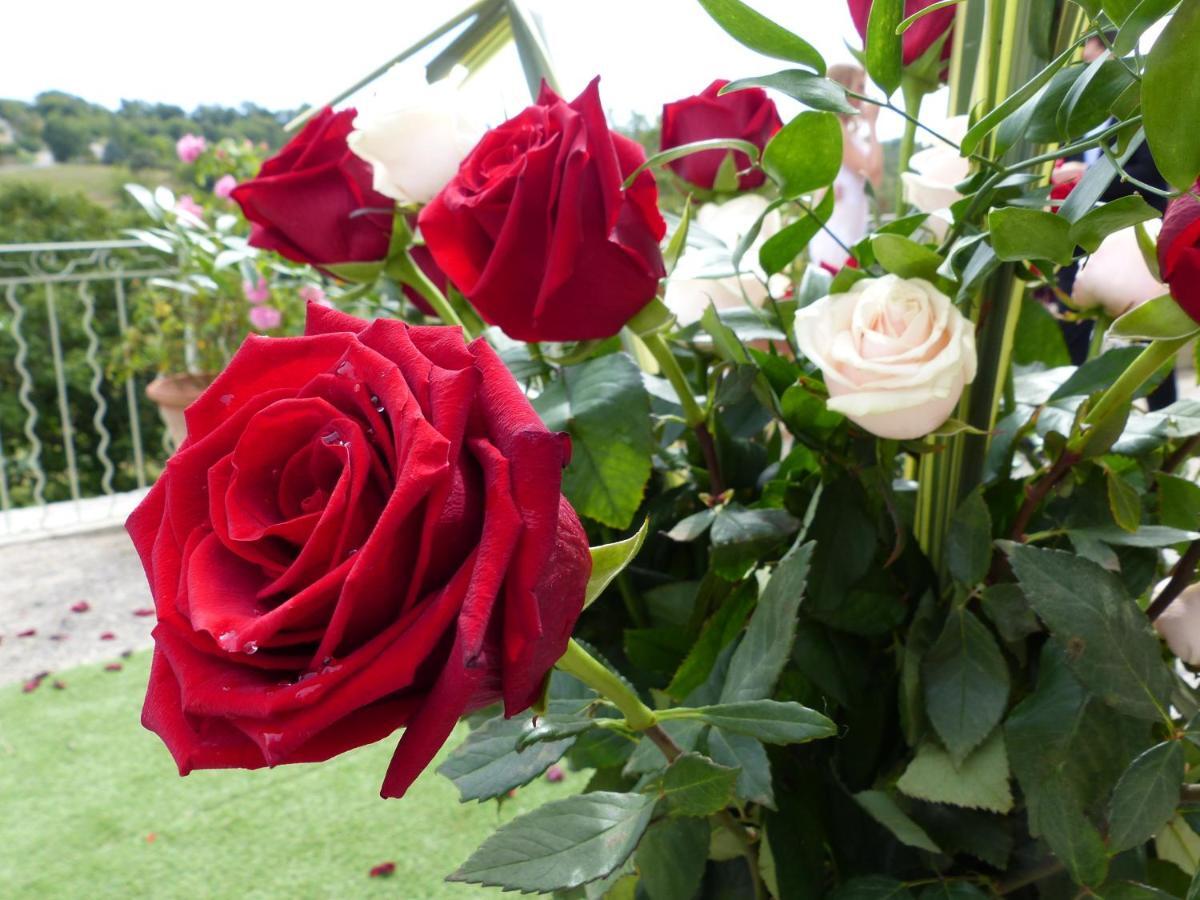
0 0 949 142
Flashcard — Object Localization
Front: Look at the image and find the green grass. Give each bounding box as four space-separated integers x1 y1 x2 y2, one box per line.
0 651 585 899
0 163 173 207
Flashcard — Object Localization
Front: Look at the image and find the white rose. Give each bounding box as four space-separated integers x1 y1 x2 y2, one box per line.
1071 224 1166 318
794 275 977 440
1154 582 1200 665
665 195 782 326
901 116 970 240
348 83 481 206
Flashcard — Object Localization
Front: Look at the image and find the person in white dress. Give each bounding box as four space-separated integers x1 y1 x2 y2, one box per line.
808 63 883 273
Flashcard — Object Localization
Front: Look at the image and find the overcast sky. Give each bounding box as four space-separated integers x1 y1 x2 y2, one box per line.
1 0 951 141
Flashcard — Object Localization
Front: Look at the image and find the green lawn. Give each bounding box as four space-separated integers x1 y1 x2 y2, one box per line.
0 163 173 207
0 651 584 899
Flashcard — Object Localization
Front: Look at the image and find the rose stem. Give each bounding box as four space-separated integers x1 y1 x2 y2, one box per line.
1011 335 1191 541
391 248 468 333
641 332 726 496
1145 540 1200 622
554 639 764 898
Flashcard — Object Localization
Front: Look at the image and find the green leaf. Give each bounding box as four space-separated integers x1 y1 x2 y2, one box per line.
710 505 800 580
1106 466 1143 533
721 539 814 702
1006 644 1144 887
871 234 945 282
1068 195 1161 254
758 190 834 274
533 353 653 529
721 70 856 114
707 728 775 808
449 791 656 892
515 718 598 751
622 138 762 189
853 790 942 854
1068 524 1200 548
437 702 582 801
830 877 914 900
1143 0 1200 189
922 608 1010 764
1108 740 1187 853
896 731 1014 814
634 818 709 900
696 0 826 72
656 752 740 817
1112 294 1200 341
1001 542 1173 721
584 519 649 609
624 720 705 776
945 489 993 587
961 41 1079 156
1159 473 1200 531
980 583 1040 643
664 509 718 542
1116 0 1181 55
667 581 757 699
761 111 843 197
988 207 1074 266
675 699 837 745
865 0 903 95
663 195 693 274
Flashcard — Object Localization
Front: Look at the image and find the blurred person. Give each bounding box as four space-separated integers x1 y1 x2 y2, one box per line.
1052 31 1176 408
809 63 882 272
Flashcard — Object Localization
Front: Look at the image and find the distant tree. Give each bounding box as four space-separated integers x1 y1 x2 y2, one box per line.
41 114 90 161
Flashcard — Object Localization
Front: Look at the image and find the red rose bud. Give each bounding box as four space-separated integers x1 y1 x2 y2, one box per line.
126 304 591 799
231 108 393 269
100 632 116 640
104 663 123 672
70 600 91 613
660 79 782 191
420 78 665 342
17 628 36 637
849 0 956 67
369 862 396 878
1158 183 1200 323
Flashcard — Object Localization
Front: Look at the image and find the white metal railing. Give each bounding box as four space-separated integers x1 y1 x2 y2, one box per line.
0 240 177 541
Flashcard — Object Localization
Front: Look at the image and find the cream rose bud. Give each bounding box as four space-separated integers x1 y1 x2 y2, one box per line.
1154 582 1200 665
348 87 481 206
665 195 782 325
901 116 970 240
794 275 977 440
1071 224 1166 318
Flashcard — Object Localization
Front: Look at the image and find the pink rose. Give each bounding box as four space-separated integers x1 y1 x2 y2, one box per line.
794 275 977 440
298 284 330 307
175 195 205 221
242 278 270 305
176 133 208 164
213 174 238 200
248 305 282 330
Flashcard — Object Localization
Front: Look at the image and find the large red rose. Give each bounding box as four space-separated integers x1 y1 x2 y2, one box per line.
849 0 955 67
231 108 394 268
128 304 590 798
660 79 782 191
1158 182 1200 323
419 78 666 342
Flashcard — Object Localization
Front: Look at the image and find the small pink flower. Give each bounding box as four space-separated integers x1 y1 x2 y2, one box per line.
242 277 270 305
132 608 154 617
249 305 282 330
213 174 238 199
70 600 90 613
298 284 329 307
175 195 204 221
176 133 207 163
545 765 565 783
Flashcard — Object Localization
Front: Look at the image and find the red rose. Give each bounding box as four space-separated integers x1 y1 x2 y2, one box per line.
231 108 393 268
660 79 782 191
849 0 955 67
128 304 590 798
1158 183 1200 323
419 78 666 342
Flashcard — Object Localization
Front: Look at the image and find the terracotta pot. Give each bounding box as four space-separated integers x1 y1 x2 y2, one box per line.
146 373 215 449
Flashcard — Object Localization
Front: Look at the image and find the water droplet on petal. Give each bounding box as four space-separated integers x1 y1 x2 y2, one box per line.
295 683 322 701
242 640 258 655
320 430 342 446
334 359 356 379
217 630 238 652
219 393 234 406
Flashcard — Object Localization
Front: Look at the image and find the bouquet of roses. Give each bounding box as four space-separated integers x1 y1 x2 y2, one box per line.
126 0 1200 896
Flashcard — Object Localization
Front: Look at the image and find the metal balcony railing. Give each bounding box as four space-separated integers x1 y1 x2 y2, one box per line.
0 240 177 541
